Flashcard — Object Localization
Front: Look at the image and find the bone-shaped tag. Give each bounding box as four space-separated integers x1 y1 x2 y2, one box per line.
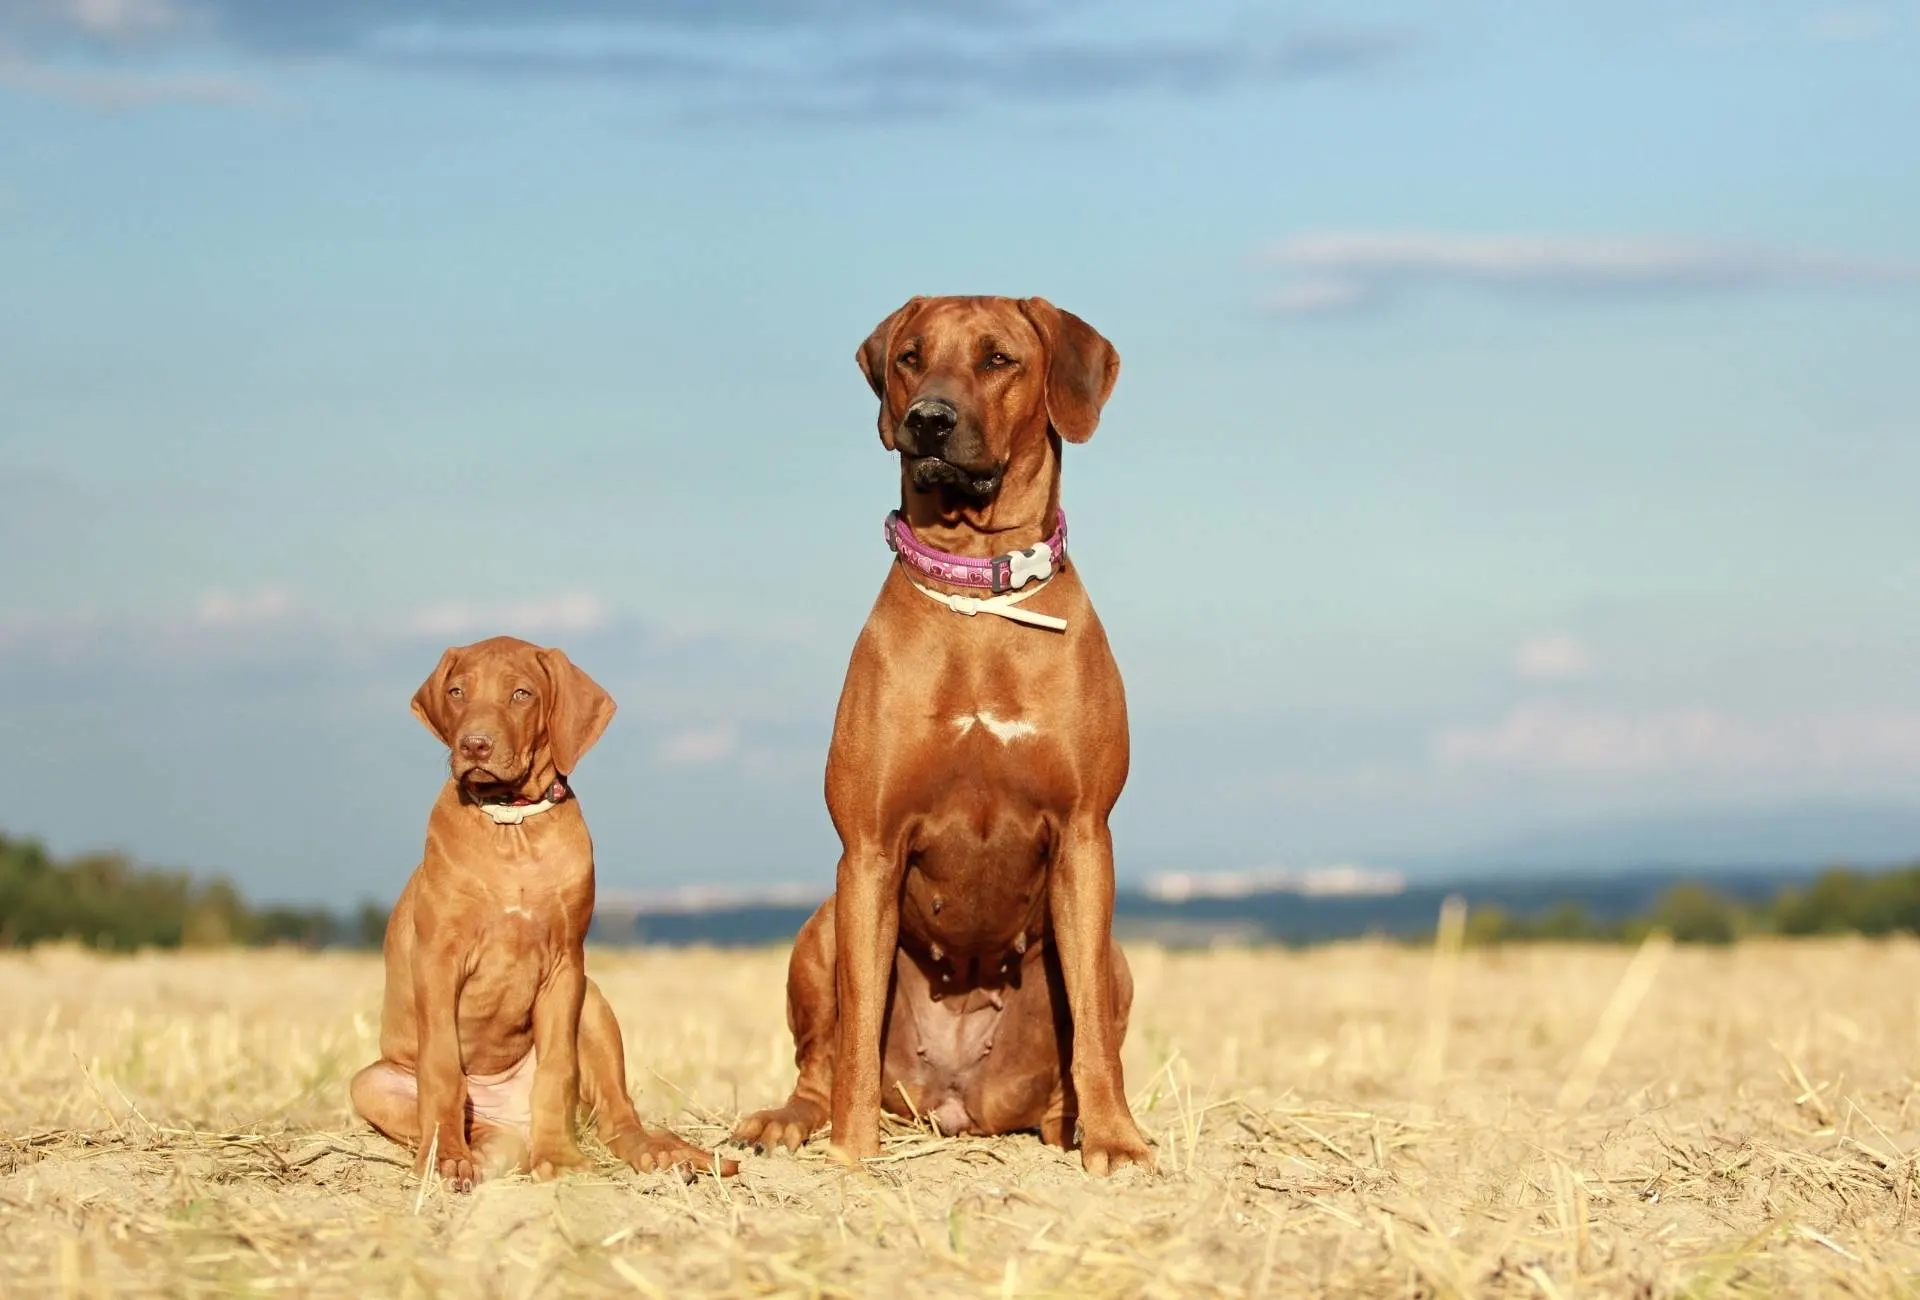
1004 545 1053 590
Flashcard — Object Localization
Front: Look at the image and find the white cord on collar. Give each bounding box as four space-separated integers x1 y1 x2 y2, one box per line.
907 576 1067 632
478 799 557 826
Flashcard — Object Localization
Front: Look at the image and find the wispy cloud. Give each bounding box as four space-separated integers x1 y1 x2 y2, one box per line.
0 580 835 794
1678 4 1918 46
1513 634 1593 683
0 45 261 106
653 722 740 767
46 0 186 38
404 590 608 642
1807 4 1904 41
193 584 297 627
2 1 1408 118
1433 702 1920 775
386 27 1410 110
0 584 614 659
174 1 1044 54
1263 232 1920 315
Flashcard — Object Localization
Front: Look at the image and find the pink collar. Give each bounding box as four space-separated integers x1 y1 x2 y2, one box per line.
885 508 1068 594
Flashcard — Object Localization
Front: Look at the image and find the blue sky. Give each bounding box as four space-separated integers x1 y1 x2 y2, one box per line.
2 0 1917 906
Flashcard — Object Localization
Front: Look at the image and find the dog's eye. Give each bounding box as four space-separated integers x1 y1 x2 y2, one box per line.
986 352 1015 369
511 688 532 703
446 686 464 700
896 349 920 369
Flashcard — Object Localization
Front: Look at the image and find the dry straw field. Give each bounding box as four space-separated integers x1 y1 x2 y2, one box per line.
5 928 1920 1297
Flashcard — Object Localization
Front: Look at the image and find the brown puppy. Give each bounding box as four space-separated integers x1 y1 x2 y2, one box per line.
733 296 1151 1174
351 636 730 1187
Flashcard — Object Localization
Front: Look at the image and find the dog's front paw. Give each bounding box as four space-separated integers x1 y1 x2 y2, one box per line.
1079 1122 1154 1177
611 1128 738 1179
732 1101 826 1154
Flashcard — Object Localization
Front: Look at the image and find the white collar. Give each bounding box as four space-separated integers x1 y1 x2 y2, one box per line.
471 778 570 825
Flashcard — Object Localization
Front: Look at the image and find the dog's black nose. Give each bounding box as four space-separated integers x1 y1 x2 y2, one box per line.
459 733 493 760
903 398 958 443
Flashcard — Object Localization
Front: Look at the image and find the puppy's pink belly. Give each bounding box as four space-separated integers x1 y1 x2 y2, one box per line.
466 1047 537 1132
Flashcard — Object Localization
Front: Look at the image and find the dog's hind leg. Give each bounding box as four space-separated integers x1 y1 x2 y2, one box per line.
732 898 837 1153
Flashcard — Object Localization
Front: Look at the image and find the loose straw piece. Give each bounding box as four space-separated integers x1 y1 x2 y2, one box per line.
412 1124 441 1215
1556 931 1674 1113
1416 895 1468 1086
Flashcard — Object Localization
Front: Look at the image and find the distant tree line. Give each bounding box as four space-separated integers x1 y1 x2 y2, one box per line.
0 832 387 951
7 825 1920 953
1462 866 1920 946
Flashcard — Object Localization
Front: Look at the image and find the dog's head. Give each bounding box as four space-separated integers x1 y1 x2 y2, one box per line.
409 636 615 797
858 295 1119 506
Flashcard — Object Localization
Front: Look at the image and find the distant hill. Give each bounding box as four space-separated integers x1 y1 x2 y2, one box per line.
590 865 1815 949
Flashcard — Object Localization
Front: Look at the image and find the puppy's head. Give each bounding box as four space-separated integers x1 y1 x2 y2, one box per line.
410 636 615 797
857 295 1119 505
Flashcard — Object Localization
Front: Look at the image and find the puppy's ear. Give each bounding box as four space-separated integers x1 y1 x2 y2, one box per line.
410 648 461 747
537 647 616 777
856 295 925 449
1017 297 1120 444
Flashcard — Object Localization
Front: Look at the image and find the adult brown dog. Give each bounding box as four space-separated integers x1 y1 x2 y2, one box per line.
351 636 731 1187
733 296 1151 1174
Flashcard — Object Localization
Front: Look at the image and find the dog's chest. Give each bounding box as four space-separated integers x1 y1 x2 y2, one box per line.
456 884 585 1031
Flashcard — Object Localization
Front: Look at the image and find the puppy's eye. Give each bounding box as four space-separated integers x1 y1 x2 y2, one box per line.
986 352 1015 369
446 686 464 700
896 349 920 369
511 688 532 703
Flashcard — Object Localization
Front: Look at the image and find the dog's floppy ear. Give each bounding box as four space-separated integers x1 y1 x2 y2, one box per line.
536 647 616 777
856 296 925 449
1018 297 1120 444
410 647 461 747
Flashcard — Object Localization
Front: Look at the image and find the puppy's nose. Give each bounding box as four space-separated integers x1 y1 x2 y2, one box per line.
458 733 494 760
904 398 958 443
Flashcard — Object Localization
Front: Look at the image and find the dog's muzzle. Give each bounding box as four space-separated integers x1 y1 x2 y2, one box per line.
901 398 958 452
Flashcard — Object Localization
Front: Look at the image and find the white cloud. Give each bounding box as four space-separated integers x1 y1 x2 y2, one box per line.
1513 633 1593 682
3 585 626 662
405 590 607 642
0 49 261 107
1263 277 1370 315
1262 231 1920 315
193 584 295 627
1807 4 1901 41
653 722 740 767
1434 702 1920 774
58 0 184 37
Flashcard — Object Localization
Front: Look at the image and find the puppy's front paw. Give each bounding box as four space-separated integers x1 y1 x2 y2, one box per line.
526 1140 591 1181
419 1145 480 1193
611 1128 739 1180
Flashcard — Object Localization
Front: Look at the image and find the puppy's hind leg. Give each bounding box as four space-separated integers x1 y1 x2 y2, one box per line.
580 979 737 1177
351 1060 425 1147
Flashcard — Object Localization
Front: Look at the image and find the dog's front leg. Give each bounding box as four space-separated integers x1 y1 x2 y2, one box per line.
412 941 477 1189
828 843 900 1165
527 949 590 1179
1051 815 1153 1175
